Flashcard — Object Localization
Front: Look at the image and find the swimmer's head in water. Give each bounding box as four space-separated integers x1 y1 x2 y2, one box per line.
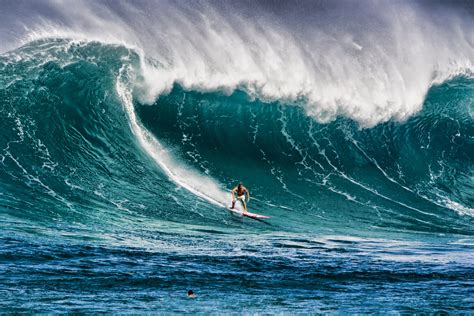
187 290 196 298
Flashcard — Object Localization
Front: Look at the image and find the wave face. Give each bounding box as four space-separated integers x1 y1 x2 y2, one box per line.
138 79 474 234
1 0 474 313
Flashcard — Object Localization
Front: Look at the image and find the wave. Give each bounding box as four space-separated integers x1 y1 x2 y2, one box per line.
0 37 473 237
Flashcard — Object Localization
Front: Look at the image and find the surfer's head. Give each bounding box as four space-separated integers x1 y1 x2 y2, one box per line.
238 182 243 189
187 290 196 298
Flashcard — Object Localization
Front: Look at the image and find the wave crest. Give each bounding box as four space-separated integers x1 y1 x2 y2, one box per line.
1 1 473 126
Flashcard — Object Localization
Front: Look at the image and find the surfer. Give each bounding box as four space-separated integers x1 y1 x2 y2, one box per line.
230 182 250 212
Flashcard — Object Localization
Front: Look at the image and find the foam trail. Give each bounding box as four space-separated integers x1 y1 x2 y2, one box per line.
116 65 229 208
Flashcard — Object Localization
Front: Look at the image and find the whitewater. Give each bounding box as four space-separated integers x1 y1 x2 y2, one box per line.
0 0 473 313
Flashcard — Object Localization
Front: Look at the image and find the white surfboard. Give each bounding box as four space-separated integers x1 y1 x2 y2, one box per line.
228 207 270 219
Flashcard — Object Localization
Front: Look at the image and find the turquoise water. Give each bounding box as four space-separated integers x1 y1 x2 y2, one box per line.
1 1 474 313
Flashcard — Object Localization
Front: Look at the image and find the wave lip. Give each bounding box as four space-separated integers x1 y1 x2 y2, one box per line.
1 1 473 127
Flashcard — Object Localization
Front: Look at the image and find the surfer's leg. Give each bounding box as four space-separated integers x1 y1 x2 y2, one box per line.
241 198 247 212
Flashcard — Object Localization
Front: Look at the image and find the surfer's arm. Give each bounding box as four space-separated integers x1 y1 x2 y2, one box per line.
245 189 250 202
230 187 237 201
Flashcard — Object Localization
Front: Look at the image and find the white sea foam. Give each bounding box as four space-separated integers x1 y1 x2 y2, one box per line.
3 0 472 127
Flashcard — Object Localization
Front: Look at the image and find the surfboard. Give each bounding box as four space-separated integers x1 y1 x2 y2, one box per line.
228 207 270 219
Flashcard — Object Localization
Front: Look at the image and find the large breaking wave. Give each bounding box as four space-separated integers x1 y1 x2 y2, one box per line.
0 0 473 236
1 38 473 237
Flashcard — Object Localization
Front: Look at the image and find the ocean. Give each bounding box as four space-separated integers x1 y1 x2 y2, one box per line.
0 0 473 313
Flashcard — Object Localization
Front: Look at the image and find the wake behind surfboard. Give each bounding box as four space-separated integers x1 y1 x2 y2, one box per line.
227 207 270 219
